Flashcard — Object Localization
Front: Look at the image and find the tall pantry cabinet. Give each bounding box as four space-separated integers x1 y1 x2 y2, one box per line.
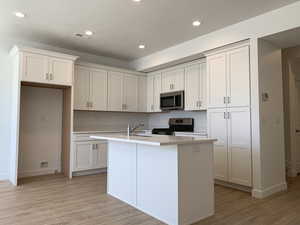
207 45 252 187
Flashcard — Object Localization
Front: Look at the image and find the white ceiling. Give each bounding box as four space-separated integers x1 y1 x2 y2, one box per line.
0 0 299 61
264 27 300 49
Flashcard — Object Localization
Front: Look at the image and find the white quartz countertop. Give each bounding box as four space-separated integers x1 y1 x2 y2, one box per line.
90 134 217 146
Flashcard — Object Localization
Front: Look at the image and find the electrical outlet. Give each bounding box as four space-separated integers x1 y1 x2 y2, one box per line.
40 161 48 168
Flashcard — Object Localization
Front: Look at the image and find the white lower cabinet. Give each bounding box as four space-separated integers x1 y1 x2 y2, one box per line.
73 140 107 172
208 107 252 187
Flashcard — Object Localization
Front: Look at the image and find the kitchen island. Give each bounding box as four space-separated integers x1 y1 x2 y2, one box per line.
91 134 217 225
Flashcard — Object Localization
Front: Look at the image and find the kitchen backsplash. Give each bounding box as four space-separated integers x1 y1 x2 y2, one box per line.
73 111 149 131
148 111 207 133
74 110 207 133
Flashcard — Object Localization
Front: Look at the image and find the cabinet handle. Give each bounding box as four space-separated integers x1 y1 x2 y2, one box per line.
169 84 172 90
227 97 231 104
227 112 231 119
86 102 90 108
223 97 226 104
151 105 154 111
198 101 202 107
90 102 93 108
224 112 226 119
94 144 98 149
45 73 49 80
49 73 54 80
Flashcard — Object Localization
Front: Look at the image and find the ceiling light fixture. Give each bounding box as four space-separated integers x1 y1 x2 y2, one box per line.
14 11 25 18
85 30 93 36
133 0 142 2
192 20 201 27
139 44 145 49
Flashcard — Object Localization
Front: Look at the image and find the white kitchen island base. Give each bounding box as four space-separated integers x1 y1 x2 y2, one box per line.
106 141 215 225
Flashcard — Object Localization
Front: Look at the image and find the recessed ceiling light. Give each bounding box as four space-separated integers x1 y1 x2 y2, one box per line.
139 44 145 49
192 20 201 27
85 30 93 36
133 0 142 2
14 11 25 18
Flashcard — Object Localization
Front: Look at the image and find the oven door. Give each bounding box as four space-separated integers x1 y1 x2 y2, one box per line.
160 91 184 111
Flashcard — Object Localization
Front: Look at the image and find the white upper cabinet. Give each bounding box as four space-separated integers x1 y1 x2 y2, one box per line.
147 73 162 112
22 53 49 83
207 45 250 109
74 67 90 110
19 48 77 86
74 66 107 111
48 57 73 85
147 75 154 112
227 46 250 108
123 74 138 112
153 74 162 112
138 76 148 112
184 62 206 110
207 53 227 108
108 71 123 111
162 68 184 93
90 70 108 111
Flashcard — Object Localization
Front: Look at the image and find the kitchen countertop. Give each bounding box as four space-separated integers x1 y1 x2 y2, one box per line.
90 134 216 146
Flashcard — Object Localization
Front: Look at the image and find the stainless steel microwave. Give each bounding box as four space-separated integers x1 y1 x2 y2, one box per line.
160 91 184 111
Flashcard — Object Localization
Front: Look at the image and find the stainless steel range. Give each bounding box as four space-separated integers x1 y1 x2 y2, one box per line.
152 118 194 135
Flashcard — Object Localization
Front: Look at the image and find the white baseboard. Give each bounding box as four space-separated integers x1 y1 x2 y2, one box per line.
0 172 8 181
18 168 60 178
252 182 287 199
215 179 252 193
72 168 107 176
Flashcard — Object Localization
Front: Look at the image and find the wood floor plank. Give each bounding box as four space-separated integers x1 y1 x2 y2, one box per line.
0 174 299 225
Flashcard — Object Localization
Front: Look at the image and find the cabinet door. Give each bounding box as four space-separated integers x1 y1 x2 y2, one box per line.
138 76 148 112
153 73 162 112
227 107 252 187
162 68 184 93
207 108 228 181
74 67 90 110
185 64 200 111
227 46 250 108
207 53 227 108
22 53 49 83
147 76 154 112
48 57 73 85
199 62 207 109
73 142 93 171
92 142 107 169
108 71 123 111
123 74 138 112
90 70 108 111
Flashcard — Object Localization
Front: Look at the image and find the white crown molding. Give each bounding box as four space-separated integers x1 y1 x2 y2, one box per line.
10 45 79 61
75 61 146 76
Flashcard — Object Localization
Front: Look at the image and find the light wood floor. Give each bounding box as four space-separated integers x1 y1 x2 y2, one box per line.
0 174 300 225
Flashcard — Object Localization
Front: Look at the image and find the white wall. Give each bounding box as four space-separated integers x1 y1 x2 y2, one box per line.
0 42 12 180
282 46 300 176
19 86 63 178
131 1 300 71
148 111 207 133
73 111 149 132
0 37 132 181
252 39 286 198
